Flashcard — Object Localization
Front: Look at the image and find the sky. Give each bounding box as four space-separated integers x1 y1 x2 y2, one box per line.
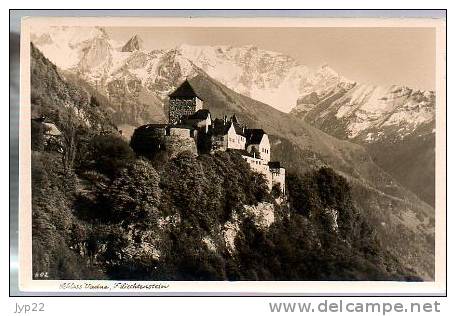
106 27 436 91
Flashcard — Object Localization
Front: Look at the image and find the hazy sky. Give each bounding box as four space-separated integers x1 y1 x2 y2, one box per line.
106 27 436 90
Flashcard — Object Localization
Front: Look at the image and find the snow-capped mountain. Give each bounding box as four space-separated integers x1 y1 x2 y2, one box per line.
32 28 199 106
31 26 435 144
31 26 116 80
31 27 355 111
291 82 436 206
175 44 354 112
293 84 435 142
31 26 434 130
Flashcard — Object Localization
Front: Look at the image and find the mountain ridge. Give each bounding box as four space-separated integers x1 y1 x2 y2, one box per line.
31 27 434 141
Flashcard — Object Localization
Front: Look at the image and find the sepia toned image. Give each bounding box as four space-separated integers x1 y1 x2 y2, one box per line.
16 15 446 295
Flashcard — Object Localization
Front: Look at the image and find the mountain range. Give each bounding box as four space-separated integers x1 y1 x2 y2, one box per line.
31 27 436 279
31 27 435 139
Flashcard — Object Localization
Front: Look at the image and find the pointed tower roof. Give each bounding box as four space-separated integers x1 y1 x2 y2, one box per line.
168 79 204 100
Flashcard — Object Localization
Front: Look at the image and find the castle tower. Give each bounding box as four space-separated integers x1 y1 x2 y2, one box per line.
168 79 204 125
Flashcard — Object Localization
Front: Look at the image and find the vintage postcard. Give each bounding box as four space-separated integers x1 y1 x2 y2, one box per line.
17 15 446 295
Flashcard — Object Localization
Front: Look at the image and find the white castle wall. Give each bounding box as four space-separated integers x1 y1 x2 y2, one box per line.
195 97 203 111
227 124 246 150
246 134 270 163
242 155 274 190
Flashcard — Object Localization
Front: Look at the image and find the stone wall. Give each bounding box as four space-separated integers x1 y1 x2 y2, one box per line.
169 97 197 124
242 155 273 189
169 127 191 138
165 135 198 159
271 168 286 194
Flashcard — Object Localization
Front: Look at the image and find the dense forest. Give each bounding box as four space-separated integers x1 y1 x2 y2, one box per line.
30 43 421 281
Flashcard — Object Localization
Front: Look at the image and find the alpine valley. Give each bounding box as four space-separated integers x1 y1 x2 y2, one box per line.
31 26 435 280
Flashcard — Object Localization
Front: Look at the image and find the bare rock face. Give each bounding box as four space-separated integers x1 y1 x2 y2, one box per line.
244 202 275 230
79 37 113 73
222 212 241 253
121 35 143 52
222 202 276 253
323 208 339 232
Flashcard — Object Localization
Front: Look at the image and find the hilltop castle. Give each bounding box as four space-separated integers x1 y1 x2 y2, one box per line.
134 79 286 194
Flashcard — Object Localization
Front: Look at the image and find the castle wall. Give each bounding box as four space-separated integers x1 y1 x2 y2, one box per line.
242 155 272 189
259 134 271 163
164 95 285 193
195 97 203 111
242 154 286 194
195 115 211 133
226 125 246 150
169 127 191 139
271 167 286 194
168 97 197 124
246 134 270 162
212 135 228 151
165 135 198 159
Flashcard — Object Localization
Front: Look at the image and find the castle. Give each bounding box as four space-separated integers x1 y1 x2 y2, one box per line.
134 79 286 194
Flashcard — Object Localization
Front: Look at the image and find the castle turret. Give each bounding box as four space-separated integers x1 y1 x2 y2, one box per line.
168 79 204 125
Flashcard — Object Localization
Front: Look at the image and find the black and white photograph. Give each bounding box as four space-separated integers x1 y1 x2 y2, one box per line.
14 14 446 295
